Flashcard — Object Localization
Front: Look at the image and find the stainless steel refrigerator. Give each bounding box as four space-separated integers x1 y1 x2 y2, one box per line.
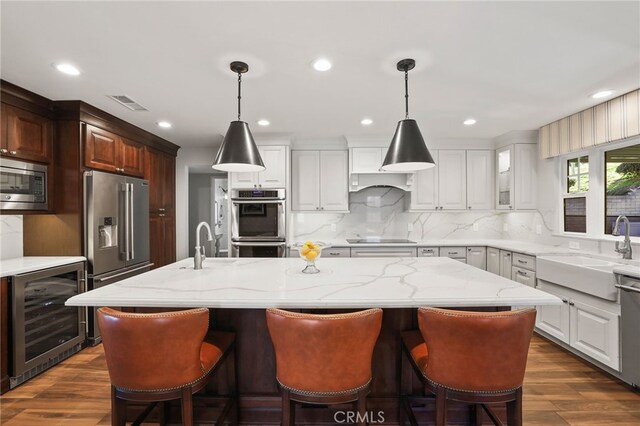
84 171 152 344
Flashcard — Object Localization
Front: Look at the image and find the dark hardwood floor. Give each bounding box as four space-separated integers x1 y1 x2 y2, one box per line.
1 335 639 425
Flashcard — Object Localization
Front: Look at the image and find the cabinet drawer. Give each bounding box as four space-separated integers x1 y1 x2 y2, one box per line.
323 247 351 258
350 248 417 258
441 247 466 258
418 247 439 257
512 253 536 271
512 266 536 286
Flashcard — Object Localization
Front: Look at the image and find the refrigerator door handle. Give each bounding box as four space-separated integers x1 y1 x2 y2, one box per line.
128 183 135 261
123 183 131 261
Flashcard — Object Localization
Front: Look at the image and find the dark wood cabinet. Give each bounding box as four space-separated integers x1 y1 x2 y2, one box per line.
146 147 176 268
1 277 9 395
1 103 52 163
84 124 145 177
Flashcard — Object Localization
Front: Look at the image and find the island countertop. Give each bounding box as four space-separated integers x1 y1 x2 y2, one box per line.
66 257 561 309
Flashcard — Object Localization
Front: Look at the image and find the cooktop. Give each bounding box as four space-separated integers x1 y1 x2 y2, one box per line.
346 238 417 244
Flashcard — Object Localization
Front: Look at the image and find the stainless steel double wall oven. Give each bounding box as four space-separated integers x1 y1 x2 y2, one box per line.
230 189 286 257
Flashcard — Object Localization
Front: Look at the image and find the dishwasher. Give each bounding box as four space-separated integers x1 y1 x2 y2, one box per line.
617 274 640 388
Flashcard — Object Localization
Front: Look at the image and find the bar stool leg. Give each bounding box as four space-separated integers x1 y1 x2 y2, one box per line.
435 387 447 426
181 387 194 426
356 388 368 426
470 403 483 425
111 386 126 426
227 346 239 424
281 388 294 426
506 388 523 426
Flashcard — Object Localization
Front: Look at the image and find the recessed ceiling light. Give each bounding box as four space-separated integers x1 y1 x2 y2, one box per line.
361 118 373 126
157 121 172 128
591 90 615 99
257 119 270 126
53 63 80 76
312 58 332 72
463 118 477 126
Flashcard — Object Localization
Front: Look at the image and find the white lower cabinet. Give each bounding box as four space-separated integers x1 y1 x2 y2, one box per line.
499 250 512 279
487 247 500 275
512 266 536 287
536 281 620 371
350 247 417 257
418 247 439 257
466 247 486 270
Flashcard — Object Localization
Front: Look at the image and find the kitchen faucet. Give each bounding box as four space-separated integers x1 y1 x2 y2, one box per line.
612 215 633 260
194 221 214 269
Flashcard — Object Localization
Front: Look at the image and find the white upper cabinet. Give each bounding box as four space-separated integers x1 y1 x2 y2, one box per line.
350 148 383 173
466 150 494 210
594 103 609 145
438 150 467 210
624 90 640 137
291 150 348 212
410 150 439 210
230 145 288 189
496 144 536 210
569 113 582 152
607 97 624 142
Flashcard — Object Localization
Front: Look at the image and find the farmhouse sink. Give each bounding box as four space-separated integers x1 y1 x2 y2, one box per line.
537 255 622 301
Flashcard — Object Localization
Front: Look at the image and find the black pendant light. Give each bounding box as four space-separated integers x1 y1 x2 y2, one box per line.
212 61 265 172
381 58 435 172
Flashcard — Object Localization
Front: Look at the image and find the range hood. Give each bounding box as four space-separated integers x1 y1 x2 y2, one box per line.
347 142 415 192
349 171 414 192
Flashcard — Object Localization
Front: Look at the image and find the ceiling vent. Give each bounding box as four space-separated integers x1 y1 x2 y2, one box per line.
108 95 148 111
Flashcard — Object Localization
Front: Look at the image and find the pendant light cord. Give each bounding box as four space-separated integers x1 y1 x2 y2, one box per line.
404 69 409 119
237 72 242 121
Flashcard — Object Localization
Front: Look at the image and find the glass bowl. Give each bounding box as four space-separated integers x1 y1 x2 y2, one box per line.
292 241 330 274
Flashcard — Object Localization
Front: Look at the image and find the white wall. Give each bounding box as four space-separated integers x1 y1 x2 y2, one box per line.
188 174 215 257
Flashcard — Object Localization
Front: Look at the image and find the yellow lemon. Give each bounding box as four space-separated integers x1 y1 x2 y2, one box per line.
312 244 320 250
305 249 319 261
300 246 311 256
304 240 314 247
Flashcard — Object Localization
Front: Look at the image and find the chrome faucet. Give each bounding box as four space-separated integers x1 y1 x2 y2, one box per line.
194 221 214 269
612 215 633 260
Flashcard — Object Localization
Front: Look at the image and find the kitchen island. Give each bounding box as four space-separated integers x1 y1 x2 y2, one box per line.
67 257 561 425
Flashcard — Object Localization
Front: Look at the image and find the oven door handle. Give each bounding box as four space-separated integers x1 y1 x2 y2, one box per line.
231 242 287 247
231 199 285 204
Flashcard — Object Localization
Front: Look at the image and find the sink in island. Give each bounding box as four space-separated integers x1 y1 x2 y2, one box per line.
67 257 561 425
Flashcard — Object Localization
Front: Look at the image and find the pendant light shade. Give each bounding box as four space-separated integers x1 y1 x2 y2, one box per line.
381 59 435 172
213 61 265 172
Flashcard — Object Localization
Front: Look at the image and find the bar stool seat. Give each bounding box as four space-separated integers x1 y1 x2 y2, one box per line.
400 307 537 426
97 307 237 426
266 308 383 426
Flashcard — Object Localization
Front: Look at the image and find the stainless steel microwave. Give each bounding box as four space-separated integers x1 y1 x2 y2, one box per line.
0 158 48 210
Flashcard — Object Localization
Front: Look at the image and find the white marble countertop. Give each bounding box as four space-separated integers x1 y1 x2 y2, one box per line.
66 257 562 309
0 256 86 277
300 239 576 256
613 264 640 279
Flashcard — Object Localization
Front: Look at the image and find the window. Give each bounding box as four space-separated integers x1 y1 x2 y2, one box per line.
563 156 588 233
605 144 640 236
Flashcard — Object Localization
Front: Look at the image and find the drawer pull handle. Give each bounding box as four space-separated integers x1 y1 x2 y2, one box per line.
517 259 527 264
616 284 640 294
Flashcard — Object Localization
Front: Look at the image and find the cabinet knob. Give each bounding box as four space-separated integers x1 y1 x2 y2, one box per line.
468 206 472 209
0 148 7 154
5 195 11 200
10 151 17 156
259 184 262 188
254 185 257 188
569 301 575 306
509 205 513 209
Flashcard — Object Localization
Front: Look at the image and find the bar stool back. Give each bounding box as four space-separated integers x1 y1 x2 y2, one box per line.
266 308 383 426
401 307 537 426
98 307 236 426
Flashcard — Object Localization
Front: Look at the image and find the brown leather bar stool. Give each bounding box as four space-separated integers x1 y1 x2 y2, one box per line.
97 307 237 426
400 307 537 426
266 308 383 426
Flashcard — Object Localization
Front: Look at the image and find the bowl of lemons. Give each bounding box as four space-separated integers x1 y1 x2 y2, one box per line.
294 241 330 274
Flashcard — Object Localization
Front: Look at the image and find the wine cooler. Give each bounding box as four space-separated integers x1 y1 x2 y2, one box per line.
10 262 86 388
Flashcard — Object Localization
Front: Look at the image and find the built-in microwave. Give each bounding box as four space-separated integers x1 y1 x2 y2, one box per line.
0 158 48 210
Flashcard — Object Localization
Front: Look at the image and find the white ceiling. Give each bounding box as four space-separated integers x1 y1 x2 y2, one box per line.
1 1 639 148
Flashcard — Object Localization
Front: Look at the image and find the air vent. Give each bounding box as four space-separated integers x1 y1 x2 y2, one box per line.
108 95 148 111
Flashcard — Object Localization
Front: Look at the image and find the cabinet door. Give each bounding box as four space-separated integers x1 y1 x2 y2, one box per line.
320 150 349 211
466 150 494 210
514 144 537 210
410 150 438 210
119 138 145 177
230 171 258 188
607 97 624 142
149 215 164 268
570 300 620 370
594 103 609 145
559 117 570 154
499 250 512 279
3 104 52 163
466 247 486 270
162 153 175 215
258 146 287 188
581 109 595 148
487 247 500 275
351 148 382 173
84 124 119 172
623 90 640 137
291 150 320 211
438 150 466 210
536 297 571 344
496 146 514 209
569 113 582 152
162 215 176 266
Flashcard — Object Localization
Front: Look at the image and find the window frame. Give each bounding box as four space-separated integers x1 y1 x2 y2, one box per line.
560 152 590 234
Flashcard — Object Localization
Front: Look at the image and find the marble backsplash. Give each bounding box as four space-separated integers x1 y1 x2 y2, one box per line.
289 187 639 257
0 215 23 259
